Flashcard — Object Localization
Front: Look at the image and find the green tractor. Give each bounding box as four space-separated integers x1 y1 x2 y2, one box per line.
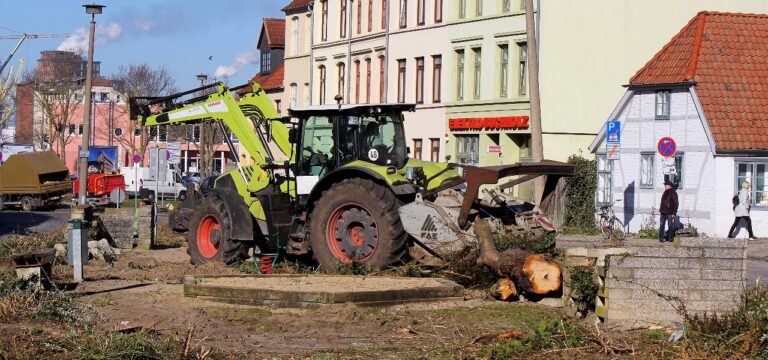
131 82 574 270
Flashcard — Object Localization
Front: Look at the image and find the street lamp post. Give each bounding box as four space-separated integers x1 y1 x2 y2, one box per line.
77 3 105 205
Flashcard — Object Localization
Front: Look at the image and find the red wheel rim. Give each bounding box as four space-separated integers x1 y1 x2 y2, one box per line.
197 215 220 259
325 204 379 263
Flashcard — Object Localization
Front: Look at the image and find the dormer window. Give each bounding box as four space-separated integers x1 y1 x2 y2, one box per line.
261 52 272 73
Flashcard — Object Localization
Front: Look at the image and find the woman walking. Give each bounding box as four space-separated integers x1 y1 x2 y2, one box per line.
728 181 758 240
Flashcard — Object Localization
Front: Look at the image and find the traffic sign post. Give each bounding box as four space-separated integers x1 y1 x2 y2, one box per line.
657 137 677 157
606 121 621 143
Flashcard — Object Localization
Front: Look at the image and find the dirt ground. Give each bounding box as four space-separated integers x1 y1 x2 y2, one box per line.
64 246 670 359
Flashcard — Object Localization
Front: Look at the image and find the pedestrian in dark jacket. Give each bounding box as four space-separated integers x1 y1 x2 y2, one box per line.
728 181 758 240
658 180 679 243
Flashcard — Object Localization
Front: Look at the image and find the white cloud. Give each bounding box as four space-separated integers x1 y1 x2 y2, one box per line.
214 48 259 78
56 22 124 53
133 19 154 32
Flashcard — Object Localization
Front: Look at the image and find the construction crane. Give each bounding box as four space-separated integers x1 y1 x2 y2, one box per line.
0 33 70 75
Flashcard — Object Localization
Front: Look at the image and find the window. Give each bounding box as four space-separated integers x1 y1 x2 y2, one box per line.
472 47 481 99
100 92 109 102
321 0 328 41
337 62 346 99
292 17 299 55
502 0 511 12
520 0 526 10
290 83 298 108
435 0 443 22
382 0 387 29
78 124 83 135
397 59 406 103
640 153 654 188
597 156 612 204
413 139 423 159
499 44 509 97
275 100 282 114
134 128 141 137
304 83 310 105
379 57 386 103
432 55 442 103
456 50 465 100
458 0 466 18
114 128 123 137
399 0 407 28
365 58 372 103
192 125 201 142
670 153 684 188
736 162 768 207
417 0 425 25
518 42 527 96
655 91 671 120
68 124 75 135
430 138 440 162
319 65 327 105
476 0 483 16
261 52 272 73
456 135 479 166
149 125 167 143
368 0 373 31
415 57 424 104
357 0 362 34
355 60 361 103
340 0 347 38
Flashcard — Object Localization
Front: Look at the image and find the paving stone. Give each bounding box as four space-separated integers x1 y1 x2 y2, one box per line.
608 299 678 311
685 300 738 312
606 267 633 279
633 247 704 258
631 288 701 301
612 257 678 268
680 238 747 248
683 280 744 290
700 290 742 302
603 288 632 300
679 258 743 270
632 268 700 280
700 269 744 281
703 248 746 259
608 278 679 290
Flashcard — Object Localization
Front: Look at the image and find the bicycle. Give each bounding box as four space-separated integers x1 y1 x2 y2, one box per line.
597 200 626 241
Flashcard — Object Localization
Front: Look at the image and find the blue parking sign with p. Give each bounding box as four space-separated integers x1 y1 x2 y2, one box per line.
606 121 621 143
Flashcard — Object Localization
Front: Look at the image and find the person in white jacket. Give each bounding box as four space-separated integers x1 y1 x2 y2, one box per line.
728 181 758 240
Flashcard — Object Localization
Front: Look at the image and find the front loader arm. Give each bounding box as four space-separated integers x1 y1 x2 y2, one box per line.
134 82 280 167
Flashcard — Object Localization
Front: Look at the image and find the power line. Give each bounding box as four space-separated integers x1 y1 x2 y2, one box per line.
0 26 23 34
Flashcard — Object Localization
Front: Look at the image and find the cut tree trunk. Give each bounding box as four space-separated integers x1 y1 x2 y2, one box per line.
475 218 561 295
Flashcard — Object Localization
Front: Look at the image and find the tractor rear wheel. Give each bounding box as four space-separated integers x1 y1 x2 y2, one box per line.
186 195 248 265
310 178 407 271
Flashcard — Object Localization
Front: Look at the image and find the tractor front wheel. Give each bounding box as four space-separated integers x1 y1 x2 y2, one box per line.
310 178 407 271
186 195 248 265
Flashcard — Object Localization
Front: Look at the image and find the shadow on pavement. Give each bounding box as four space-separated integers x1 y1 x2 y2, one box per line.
0 211 55 238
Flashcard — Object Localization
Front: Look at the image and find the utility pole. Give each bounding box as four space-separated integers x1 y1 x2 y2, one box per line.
77 4 105 205
525 0 544 203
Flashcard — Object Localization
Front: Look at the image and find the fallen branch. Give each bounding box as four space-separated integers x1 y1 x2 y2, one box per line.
471 330 526 344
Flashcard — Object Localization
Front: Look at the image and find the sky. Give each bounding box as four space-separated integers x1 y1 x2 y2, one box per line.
0 0 285 91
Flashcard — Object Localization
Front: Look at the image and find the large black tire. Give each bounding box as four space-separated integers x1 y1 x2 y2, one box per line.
309 178 407 271
177 190 187 202
0 197 4 211
186 194 249 265
20 196 34 212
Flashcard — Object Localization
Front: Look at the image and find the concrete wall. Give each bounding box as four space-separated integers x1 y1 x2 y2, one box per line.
538 0 768 161
601 238 746 324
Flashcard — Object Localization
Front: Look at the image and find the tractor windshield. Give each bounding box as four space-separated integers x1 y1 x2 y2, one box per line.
357 113 406 168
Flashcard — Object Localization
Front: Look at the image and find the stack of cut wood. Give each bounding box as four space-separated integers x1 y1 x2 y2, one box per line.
474 219 561 300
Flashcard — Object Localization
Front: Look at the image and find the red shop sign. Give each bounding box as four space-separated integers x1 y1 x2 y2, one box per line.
449 116 530 130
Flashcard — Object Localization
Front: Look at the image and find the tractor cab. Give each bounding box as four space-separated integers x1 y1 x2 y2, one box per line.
289 104 413 177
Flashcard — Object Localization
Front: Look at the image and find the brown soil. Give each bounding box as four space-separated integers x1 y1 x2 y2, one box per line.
198 274 451 292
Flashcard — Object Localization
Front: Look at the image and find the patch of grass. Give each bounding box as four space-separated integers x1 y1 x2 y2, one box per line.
92 293 115 308
674 285 768 359
0 285 88 324
494 229 557 256
562 226 602 236
569 268 599 315
645 329 666 342
236 259 262 274
334 261 373 275
0 230 64 259
473 318 590 358
155 223 184 248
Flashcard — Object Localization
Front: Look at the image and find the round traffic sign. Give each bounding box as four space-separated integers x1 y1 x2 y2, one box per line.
657 137 677 157
132 154 142 164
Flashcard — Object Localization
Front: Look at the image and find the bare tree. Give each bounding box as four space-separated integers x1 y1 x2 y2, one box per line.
0 59 24 143
109 64 177 163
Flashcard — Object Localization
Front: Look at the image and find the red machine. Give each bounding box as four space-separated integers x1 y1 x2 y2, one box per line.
73 173 126 198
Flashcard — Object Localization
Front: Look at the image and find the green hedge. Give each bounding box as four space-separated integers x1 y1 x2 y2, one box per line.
564 155 597 229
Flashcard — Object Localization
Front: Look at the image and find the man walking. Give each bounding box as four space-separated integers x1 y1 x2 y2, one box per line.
659 180 679 243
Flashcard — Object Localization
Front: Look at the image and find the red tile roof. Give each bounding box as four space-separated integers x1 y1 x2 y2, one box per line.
282 0 312 12
630 11 768 151
260 18 285 49
240 64 285 94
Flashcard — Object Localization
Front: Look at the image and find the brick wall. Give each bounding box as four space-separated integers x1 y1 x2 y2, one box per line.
597 238 746 324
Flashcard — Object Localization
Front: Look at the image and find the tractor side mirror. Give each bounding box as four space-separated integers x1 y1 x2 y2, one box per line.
288 128 298 143
266 122 273 143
